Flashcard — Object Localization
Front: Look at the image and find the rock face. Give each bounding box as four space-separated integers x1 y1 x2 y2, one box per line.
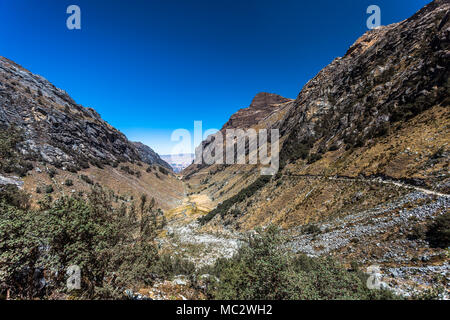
0 56 170 171
279 0 449 164
221 92 292 131
185 0 449 187
133 142 172 170
183 93 292 176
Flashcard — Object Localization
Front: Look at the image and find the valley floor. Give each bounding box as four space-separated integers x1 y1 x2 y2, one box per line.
147 175 449 300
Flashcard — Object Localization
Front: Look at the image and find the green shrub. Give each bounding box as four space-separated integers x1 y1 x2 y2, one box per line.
158 166 169 175
426 213 450 248
0 184 30 210
120 165 134 175
302 223 322 235
80 174 94 185
66 165 80 173
0 186 167 299
47 168 57 178
202 226 397 300
45 185 54 194
198 176 271 224
90 158 104 169
328 144 339 151
408 224 427 241
307 153 323 164
155 254 196 279
279 132 314 169
64 179 73 187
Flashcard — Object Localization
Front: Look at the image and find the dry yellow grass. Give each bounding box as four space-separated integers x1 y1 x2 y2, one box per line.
23 162 184 211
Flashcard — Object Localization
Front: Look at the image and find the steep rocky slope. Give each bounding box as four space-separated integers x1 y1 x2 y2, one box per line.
132 142 172 170
278 0 449 189
221 92 292 131
183 92 293 177
185 0 449 225
172 0 449 296
0 56 171 171
0 56 182 209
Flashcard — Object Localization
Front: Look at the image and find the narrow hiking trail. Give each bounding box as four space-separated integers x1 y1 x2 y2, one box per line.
282 174 449 198
159 171 448 267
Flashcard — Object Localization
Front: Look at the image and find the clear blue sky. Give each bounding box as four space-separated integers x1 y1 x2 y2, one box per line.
0 0 430 154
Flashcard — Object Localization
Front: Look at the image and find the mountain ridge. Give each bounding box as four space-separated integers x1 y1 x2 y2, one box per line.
0 56 182 210
0 56 171 172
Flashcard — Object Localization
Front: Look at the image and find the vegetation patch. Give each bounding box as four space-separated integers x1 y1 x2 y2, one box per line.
0 126 33 177
198 226 397 300
198 175 271 225
0 185 169 299
425 213 450 249
79 174 94 185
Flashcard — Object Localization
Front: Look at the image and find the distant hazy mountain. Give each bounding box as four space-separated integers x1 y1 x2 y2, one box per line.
160 153 194 173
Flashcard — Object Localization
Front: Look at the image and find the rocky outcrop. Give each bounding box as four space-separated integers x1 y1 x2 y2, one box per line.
133 142 171 170
0 56 169 171
168 1 450 298
279 0 449 165
183 92 292 176
221 92 292 131
0 174 23 188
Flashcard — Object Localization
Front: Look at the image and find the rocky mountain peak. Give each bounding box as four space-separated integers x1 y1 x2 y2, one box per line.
221 92 293 131
249 92 292 109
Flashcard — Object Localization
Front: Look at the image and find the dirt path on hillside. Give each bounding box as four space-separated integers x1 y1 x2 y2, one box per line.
283 174 449 198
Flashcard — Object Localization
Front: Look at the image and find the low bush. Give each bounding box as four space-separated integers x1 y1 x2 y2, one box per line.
0 185 167 299
158 166 169 175
198 176 271 224
201 226 397 300
80 175 94 185
425 213 450 248
0 126 34 176
0 184 30 210
47 168 57 178
120 165 135 175
45 185 54 194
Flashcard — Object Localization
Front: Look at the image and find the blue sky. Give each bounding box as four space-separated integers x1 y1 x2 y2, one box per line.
0 0 430 154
